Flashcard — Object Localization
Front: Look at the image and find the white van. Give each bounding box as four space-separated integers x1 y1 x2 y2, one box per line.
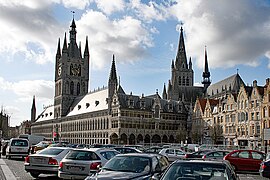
6 138 29 159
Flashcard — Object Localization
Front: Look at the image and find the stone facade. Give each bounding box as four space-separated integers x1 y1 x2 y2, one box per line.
193 77 270 148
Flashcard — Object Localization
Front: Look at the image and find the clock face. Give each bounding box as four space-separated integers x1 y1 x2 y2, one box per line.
71 64 81 76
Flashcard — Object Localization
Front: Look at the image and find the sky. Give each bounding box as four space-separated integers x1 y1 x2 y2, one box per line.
1 0 270 127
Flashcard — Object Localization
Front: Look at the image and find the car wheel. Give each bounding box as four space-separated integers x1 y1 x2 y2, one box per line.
30 172 40 178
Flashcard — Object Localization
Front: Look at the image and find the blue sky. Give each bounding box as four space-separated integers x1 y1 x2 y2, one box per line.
1 0 270 126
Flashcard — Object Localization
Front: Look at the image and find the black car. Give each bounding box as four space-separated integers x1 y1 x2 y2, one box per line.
260 154 270 178
85 153 170 180
157 159 239 180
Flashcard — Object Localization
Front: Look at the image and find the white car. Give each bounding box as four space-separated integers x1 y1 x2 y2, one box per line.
58 148 120 179
24 147 72 178
159 148 186 162
6 138 29 159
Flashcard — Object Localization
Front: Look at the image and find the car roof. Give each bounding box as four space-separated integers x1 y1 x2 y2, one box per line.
173 159 229 165
116 153 161 158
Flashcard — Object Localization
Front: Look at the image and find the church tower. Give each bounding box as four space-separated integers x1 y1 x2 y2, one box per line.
169 26 194 101
108 55 118 115
202 47 211 94
54 17 89 118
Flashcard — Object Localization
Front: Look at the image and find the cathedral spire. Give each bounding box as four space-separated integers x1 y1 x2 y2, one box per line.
31 95 36 122
162 83 167 99
109 54 118 83
202 46 211 92
84 36 89 57
175 26 188 69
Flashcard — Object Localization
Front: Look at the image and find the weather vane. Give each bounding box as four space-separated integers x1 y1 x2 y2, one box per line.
71 11 75 18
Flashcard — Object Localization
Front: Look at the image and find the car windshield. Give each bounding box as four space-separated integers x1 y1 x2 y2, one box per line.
39 148 65 155
103 156 151 173
162 162 228 180
65 150 101 160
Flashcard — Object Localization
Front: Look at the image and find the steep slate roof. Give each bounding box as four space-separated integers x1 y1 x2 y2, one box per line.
207 73 245 96
36 105 54 122
198 98 207 113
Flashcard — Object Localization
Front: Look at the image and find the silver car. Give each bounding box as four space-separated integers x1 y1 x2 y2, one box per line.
24 147 72 178
58 148 119 179
159 148 186 162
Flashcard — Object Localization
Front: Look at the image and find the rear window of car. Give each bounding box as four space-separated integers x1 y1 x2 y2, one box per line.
162 162 227 180
100 151 119 160
65 150 101 160
11 140 28 147
39 148 65 155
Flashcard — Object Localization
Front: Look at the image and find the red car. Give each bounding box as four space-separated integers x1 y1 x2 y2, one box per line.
224 149 266 172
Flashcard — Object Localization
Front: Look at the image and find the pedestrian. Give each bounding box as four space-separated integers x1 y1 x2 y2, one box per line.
0 140 2 158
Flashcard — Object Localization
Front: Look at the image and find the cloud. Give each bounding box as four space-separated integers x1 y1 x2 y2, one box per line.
0 77 54 101
169 0 270 69
129 0 171 22
0 0 63 64
95 0 125 15
61 0 92 10
76 10 153 69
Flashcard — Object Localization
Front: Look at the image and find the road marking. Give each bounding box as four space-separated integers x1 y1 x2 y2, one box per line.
0 159 17 180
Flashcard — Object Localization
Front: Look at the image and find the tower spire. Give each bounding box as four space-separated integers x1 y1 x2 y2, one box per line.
56 38 61 57
31 95 36 122
202 46 211 93
109 54 117 83
175 26 188 69
84 36 89 57
62 32 68 53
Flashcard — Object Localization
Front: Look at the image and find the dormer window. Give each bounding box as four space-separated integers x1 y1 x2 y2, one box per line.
78 105 81 110
45 113 48 117
86 103 90 108
50 112 53 116
140 100 145 109
168 103 173 112
95 100 99 106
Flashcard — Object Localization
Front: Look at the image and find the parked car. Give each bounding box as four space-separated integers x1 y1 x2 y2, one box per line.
259 153 270 178
157 159 239 180
159 148 186 162
85 153 170 180
202 150 231 160
145 146 163 154
6 138 29 159
24 147 72 178
114 147 142 154
224 149 266 172
184 150 212 159
32 141 51 153
123 145 146 152
58 148 119 179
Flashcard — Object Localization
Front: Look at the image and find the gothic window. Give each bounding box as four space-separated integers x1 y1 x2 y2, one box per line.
77 82 80 95
179 76 182 85
82 82 85 94
70 64 73 75
59 82 61 95
182 77 186 86
186 77 189 86
66 81 69 94
154 105 160 118
70 81 74 95
78 65 81 76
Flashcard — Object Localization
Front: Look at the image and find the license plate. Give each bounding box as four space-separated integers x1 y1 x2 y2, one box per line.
68 166 83 171
33 157 46 163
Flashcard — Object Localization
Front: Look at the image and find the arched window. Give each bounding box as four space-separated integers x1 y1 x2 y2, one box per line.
70 64 73 75
82 82 85 94
154 105 160 118
186 77 189 86
66 81 69 94
77 82 80 95
59 82 61 95
70 81 74 95
179 76 182 86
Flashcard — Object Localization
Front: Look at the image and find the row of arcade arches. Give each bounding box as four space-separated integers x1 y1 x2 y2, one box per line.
110 133 178 145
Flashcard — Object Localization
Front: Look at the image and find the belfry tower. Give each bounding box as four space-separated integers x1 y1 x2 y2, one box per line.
54 17 89 118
